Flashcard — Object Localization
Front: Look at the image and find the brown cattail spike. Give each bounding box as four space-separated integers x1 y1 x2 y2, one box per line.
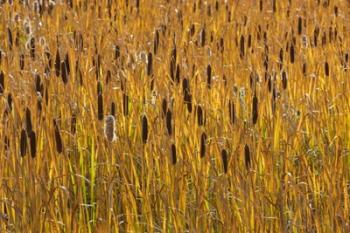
171 144 177 165
166 110 172 135
244 144 251 169
147 52 153 76
240 35 245 58
281 71 287 89
325 61 329 76
29 131 36 158
20 54 25 70
104 115 116 142
25 108 33 134
197 106 204 126
111 102 116 117
290 43 294 63
98 94 104 121
55 49 60 77
207 64 212 88
221 149 228 173
229 100 235 124
200 133 207 158
71 113 77 134
53 119 63 154
142 115 148 144
123 94 129 116
252 95 258 125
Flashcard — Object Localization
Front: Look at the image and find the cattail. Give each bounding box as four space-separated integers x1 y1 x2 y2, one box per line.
147 52 153 76
19 54 25 70
244 144 251 169
259 0 263 11
189 24 195 37
207 64 212 88
7 93 12 112
104 115 116 142
0 70 4 94
200 27 206 47
197 105 204 126
61 60 68 84
154 30 159 54
71 113 77 134
302 63 307 76
272 0 276 13
53 119 63 153
221 149 228 173
229 100 235 124
29 131 36 158
20 129 27 157
123 93 129 116
162 98 168 117
170 46 176 82
175 64 180 84
30 37 35 59
141 115 148 144
314 27 319 47
290 43 295 63
240 35 245 58
25 107 32 134
200 132 207 158
111 102 116 116
114 45 120 60
166 109 172 135
106 70 111 84
298 16 302 35
55 49 60 77
7 28 13 49
325 61 329 76
171 144 177 165
252 95 258 125
281 70 287 89
98 94 103 121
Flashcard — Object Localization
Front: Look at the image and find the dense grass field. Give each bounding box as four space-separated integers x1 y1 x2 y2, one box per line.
0 0 349 232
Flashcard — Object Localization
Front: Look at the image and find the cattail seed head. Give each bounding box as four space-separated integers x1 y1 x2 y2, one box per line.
221 149 228 173
0 70 4 95
252 95 258 125
244 144 251 169
104 115 116 142
142 115 148 144
166 109 172 135
200 132 207 158
53 119 63 154
171 144 177 165
20 129 27 157
29 131 36 158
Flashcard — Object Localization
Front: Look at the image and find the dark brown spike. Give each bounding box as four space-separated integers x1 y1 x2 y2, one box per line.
207 64 212 88
25 107 32 134
64 53 70 74
97 81 102 95
98 94 103 121
175 64 180 84
106 70 111 84
29 131 36 158
53 119 63 154
114 45 120 60
197 105 204 126
7 28 13 49
171 144 177 165
252 95 258 125
30 37 35 59
55 49 60 77
162 98 168 117
0 70 4 94
200 132 207 158
298 16 302 35
154 30 159 54
229 100 235 124
302 63 307 76
111 102 116 116
325 61 329 76
147 52 153 76
200 27 206 47
20 129 27 157
123 93 129 116
141 115 148 144
71 113 77 134
240 35 245 59
61 60 68 84
290 43 295 64
166 109 172 135
281 70 287 89
19 54 25 70
7 93 12 112
221 149 228 173
244 144 251 169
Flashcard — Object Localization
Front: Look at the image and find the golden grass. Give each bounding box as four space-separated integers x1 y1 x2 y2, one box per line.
0 0 349 232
